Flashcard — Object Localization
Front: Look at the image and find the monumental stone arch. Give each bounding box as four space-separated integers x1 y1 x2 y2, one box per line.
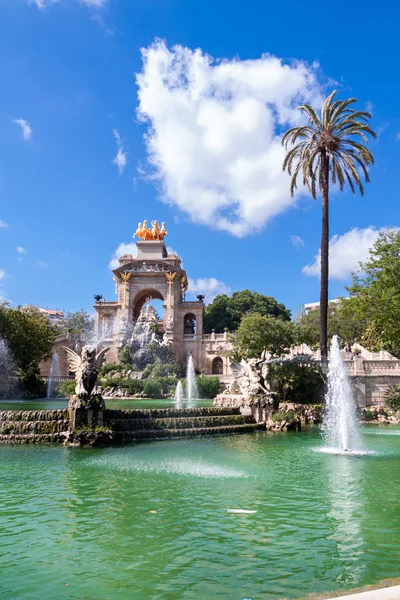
93 222 233 379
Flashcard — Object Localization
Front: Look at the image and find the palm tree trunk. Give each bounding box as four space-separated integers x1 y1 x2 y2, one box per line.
320 153 330 359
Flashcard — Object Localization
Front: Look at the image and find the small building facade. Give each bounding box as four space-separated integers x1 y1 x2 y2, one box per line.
94 236 232 377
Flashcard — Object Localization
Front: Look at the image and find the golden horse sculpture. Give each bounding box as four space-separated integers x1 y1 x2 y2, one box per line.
134 220 168 241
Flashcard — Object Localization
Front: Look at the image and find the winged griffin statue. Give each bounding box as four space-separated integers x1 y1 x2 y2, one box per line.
61 345 110 398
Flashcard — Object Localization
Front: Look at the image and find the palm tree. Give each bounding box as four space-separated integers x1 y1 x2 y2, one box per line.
282 90 375 359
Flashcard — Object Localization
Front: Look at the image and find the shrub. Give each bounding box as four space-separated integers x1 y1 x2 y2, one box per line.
384 385 400 411
100 377 144 394
149 363 181 378
100 363 125 376
58 380 76 397
267 356 325 404
272 410 296 423
196 376 221 399
143 378 163 398
361 409 376 421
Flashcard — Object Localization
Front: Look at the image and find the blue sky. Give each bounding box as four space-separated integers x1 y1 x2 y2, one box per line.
0 0 399 318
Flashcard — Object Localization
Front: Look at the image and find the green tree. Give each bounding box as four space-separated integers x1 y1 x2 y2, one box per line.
282 91 375 358
60 309 94 338
295 301 367 348
235 314 294 359
346 230 400 357
204 290 291 333
203 294 233 333
0 305 56 378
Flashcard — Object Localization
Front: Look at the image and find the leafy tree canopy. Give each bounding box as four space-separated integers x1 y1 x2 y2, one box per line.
0 305 56 377
204 290 291 333
234 314 294 359
345 229 400 357
59 309 94 338
294 301 367 349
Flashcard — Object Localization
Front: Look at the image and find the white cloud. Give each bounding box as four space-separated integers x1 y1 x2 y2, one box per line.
188 277 231 303
302 227 398 280
29 0 109 8
136 40 323 237
109 242 138 270
289 234 304 249
79 0 109 5
29 0 58 8
0 219 8 229
112 129 127 175
13 118 33 141
16 246 26 255
0 270 6 280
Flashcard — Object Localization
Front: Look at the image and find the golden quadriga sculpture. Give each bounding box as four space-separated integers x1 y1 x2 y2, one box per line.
134 220 168 241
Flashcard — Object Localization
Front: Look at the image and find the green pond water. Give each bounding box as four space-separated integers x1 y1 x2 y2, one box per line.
0 398 214 411
0 415 399 600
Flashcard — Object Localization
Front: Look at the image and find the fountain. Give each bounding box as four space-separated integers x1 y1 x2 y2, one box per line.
186 354 198 404
46 353 60 399
174 380 184 406
322 335 362 453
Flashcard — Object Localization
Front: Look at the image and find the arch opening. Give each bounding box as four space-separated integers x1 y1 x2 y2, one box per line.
212 357 223 375
132 289 165 322
183 313 196 335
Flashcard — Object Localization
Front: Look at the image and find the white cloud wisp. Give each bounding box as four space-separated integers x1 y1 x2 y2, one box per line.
112 129 127 175
13 118 33 141
136 40 323 237
302 227 398 280
109 242 138 270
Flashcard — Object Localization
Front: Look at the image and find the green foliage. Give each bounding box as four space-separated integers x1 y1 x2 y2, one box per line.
346 230 400 358
235 314 294 359
282 90 375 358
295 301 367 348
384 385 400 411
143 378 163 398
204 290 291 333
143 363 181 379
58 309 94 338
0 305 56 378
100 377 144 394
100 363 125 376
272 410 296 423
266 356 325 404
57 380 76 397
361 409 376 421
196 376 221 399
118 346 132 366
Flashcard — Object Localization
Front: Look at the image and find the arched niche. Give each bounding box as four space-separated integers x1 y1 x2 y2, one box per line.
183 313 196 335
212 357 223 375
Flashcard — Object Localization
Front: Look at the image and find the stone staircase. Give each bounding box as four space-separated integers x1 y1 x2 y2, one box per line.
103 406 264 442
0 410 69 444
0 406 263 445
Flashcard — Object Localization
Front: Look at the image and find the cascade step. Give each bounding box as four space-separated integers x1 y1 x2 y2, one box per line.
106 415 256 431
0 420 68 435
112 422 264 441
104 407 241 420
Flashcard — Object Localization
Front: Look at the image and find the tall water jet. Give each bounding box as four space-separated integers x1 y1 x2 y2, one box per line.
46 353 60 399
186 355 198 403
174 381 184 406
322 335 362 453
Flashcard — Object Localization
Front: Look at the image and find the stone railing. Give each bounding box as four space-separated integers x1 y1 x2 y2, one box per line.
339 359 400 375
